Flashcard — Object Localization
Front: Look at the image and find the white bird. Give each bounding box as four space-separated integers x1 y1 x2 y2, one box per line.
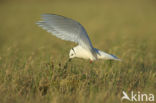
36 14 120 62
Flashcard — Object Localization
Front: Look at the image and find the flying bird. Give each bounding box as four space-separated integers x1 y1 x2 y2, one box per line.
36 14 120 62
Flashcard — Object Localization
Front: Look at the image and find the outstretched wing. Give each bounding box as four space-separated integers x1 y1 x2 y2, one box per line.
36 14 94 52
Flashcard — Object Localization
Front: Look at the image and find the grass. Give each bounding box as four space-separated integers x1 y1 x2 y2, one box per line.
0 0 156 103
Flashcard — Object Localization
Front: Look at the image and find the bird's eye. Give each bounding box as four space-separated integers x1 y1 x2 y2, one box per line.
71 54 74 56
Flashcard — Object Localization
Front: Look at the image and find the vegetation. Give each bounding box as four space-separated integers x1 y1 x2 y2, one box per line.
0 0 155 103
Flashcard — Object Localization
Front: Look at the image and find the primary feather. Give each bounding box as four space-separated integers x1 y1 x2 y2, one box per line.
36 14 94 52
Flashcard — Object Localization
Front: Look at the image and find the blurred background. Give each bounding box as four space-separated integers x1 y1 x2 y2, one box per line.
0 0 156 103
1 0 156 54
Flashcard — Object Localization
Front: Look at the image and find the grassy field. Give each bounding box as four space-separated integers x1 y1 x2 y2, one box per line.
0 0 156 103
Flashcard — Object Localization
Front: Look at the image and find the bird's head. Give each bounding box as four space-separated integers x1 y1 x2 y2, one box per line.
69 48 76 58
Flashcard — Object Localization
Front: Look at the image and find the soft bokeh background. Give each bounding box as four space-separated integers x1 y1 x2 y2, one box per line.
0 0 156 103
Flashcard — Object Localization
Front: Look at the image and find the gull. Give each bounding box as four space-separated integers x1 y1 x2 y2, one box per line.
36 14 120 62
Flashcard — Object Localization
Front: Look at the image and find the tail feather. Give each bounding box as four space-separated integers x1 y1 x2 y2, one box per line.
95 48 121 61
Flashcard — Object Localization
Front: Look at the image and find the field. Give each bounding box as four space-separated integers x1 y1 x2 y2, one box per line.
0 0 156 103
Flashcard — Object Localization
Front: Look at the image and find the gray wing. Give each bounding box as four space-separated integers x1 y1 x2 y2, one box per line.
36 14 94 51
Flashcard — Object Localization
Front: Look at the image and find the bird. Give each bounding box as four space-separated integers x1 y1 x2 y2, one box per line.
36 14 120 62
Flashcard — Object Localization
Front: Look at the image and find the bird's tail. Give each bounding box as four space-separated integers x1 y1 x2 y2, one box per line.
95 48 121 61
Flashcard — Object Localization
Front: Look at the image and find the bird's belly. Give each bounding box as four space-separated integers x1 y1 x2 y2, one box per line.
77 52 91 59
76 48 93 59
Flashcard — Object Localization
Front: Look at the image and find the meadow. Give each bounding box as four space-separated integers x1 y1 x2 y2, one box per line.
0 0 155 103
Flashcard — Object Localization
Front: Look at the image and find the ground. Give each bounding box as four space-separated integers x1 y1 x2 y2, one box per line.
0 0 155 103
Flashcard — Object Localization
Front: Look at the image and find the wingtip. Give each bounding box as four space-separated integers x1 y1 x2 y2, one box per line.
36 21 46 26
114 57 122 61
116 58 122 61
110 54 121 61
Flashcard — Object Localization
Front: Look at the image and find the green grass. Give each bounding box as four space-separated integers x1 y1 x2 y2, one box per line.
0 0 156 103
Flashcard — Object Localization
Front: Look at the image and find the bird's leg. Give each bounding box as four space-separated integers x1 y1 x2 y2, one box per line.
90 60 93 64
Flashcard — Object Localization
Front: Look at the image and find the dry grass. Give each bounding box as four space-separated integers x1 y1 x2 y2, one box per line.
0 0 156 103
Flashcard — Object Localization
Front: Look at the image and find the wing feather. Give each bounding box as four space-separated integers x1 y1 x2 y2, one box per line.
36 14 94 51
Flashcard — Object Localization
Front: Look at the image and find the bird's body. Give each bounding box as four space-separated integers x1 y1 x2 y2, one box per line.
37 14 120 61
71 45 120 61
71 45 96 60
